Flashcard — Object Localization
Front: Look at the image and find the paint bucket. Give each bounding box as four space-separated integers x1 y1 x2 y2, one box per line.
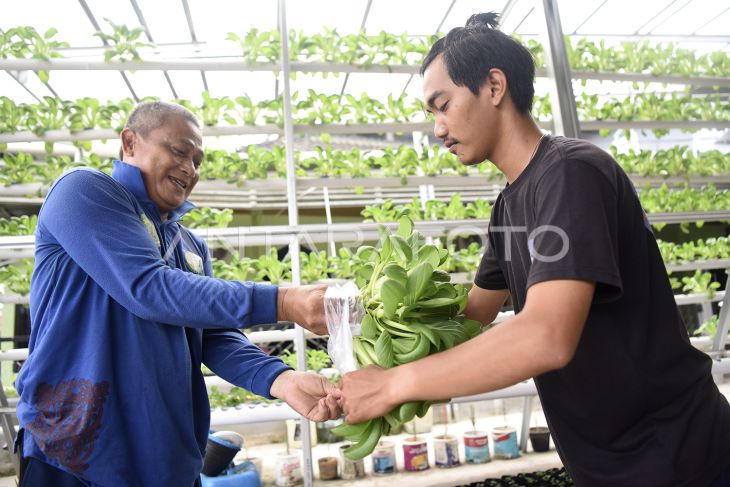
463 431 490 464
433 434 460 468
491 426 520 459
372 440 396 475
275 451 302 486
402 437 429 472
339 444 365 480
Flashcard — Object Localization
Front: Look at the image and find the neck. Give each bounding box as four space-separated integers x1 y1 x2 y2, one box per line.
489 115 544 184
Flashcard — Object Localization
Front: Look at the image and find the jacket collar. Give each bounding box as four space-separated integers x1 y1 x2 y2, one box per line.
111 160 195 223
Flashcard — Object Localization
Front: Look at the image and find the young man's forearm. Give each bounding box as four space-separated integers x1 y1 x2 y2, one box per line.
387 312 567 404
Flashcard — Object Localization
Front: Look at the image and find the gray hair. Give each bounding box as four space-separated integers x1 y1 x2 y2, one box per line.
119 101 200 160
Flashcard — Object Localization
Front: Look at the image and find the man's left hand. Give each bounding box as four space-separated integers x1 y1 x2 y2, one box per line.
270 370 342 422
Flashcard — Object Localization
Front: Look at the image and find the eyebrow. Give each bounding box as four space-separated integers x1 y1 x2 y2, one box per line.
426 90 447 110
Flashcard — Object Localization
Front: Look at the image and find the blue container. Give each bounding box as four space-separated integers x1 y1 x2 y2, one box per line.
201 461 262 487
492 427 520 459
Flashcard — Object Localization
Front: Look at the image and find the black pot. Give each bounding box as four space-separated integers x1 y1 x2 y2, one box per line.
529 427 551 452
202 436 241 476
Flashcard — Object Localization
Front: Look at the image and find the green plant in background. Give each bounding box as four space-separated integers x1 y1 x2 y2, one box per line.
93 18 150 63
0 26 68 83
0 215 37 236
212 251 257 282
299 250 331 284
332 216 481 459
0 259 34 296
0 152 37 186
208 385 274 408
255 248 291 284
279 349 332 372
681 270 721 299
183 207 233 229
227 29 280 64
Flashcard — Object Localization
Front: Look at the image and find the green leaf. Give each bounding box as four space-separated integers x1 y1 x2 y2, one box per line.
361 314 378 339
418 245 440 267
397 215 414 238
406 262 433 304
374 332 394 368
381 279 407 319
383 263 407 286
417 297 461 308
390 235 412 263
38 70 49 84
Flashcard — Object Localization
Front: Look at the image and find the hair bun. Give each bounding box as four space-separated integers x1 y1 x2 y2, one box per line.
465 12 500 30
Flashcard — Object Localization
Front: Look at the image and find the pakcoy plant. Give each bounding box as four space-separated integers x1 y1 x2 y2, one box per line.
93 18 151 63
332 216 481 459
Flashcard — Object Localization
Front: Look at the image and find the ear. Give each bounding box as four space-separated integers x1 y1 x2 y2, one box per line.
484 68 508 107
120 128 136 159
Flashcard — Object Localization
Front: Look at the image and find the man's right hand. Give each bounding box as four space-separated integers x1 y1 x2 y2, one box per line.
277 285 328 335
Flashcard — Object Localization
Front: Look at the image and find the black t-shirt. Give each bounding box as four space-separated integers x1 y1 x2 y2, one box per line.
475 135 730 486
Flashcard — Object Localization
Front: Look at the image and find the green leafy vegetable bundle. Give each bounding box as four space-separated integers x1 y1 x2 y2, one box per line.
332 216 481 459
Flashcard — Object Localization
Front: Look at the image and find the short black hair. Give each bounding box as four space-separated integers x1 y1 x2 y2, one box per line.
119 101 200 160
420 12 536 114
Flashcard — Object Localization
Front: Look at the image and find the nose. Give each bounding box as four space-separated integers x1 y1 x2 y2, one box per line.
434 115 448 139
179 155 195 176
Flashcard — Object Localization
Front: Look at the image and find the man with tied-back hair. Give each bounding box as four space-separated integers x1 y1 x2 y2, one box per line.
339 13 730 486
15 100 341 486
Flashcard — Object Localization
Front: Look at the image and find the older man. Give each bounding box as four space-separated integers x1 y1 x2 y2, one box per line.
16 101 340 486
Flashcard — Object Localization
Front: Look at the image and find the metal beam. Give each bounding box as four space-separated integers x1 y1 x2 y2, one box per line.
634 0 679 34
4 71 41 103
571 0 609 34
128 0 178 99
277 1 312 486
181 0 209 92
399 0 455 97
692 5 730 35
500 0 520 25
77 0 139 101
540 0 580 137
338 0 372 98
644 0 694 35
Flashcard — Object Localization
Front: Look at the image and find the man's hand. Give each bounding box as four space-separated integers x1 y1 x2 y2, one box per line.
277 285 328 334
339 365 400 424
270 370 342 422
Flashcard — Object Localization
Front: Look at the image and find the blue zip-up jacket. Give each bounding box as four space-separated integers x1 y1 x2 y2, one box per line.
16 162 290 486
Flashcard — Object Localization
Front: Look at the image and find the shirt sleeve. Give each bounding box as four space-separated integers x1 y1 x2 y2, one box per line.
474 232 509 290
202 329 291 400
527 161 622 303
36 169 278 328
197 236 290 399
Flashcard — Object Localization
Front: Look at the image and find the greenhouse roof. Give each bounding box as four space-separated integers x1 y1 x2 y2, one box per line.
1 0 729 105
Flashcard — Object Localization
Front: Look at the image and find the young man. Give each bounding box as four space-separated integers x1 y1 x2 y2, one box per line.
339 13 730 486
16 101 341 486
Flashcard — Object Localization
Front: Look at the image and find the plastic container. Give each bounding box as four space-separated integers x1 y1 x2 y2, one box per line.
433 434 460 468
402 437 429 472
275 451 302 486
463 431 490 464
492 426 520 459
371 440 396 475
339 444 365 480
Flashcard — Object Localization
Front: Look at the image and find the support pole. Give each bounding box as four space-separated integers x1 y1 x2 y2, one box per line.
278 1 313 486
540 0 580 138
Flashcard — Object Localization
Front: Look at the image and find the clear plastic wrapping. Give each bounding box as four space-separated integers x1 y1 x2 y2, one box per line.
324 281 364 374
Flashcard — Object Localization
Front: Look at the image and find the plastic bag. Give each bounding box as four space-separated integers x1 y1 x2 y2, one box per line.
324 281 364 374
